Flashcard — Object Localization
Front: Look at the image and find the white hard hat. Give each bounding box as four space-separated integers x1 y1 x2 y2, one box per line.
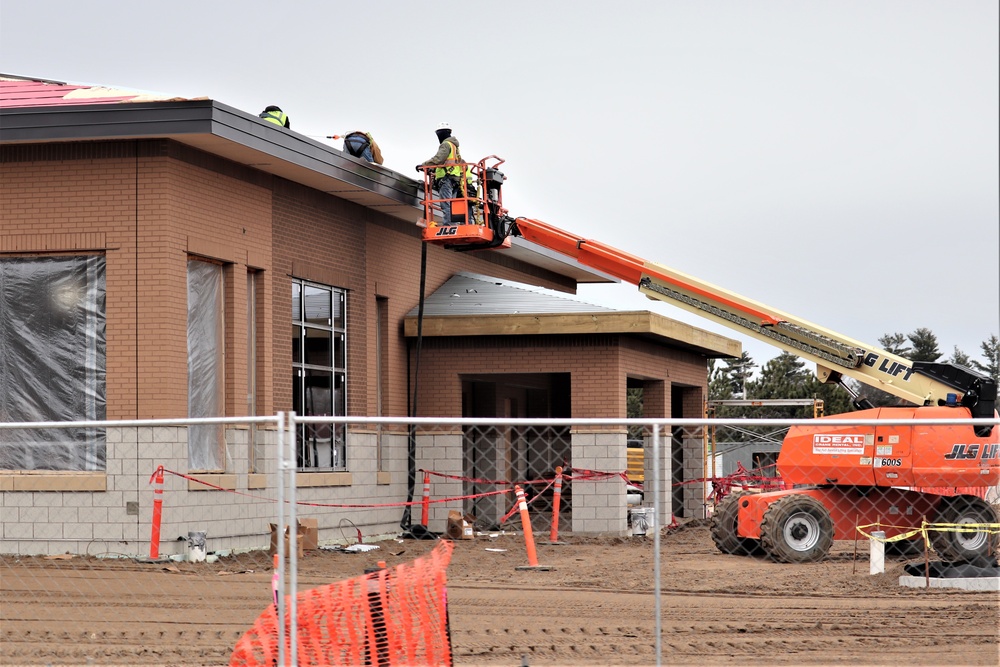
437 122 451 131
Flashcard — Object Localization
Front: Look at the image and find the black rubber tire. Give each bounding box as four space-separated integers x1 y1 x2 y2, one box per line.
710 491 762 556
760 494 834 563
885 538 925 559
930 495 1000 564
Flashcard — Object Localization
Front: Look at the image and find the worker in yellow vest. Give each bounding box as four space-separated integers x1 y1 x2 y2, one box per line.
416 123 476 224
259 106 290 129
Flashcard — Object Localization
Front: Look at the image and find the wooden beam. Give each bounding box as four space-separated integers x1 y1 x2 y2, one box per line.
403 310 741 358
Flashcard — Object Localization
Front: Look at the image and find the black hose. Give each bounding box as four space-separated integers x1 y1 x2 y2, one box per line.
400 241 428 531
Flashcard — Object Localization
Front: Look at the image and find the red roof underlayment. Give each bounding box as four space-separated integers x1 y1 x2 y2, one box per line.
0 74 190 108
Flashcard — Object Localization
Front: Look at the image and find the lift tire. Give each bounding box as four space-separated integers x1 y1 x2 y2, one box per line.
760 494 834 563
930 495 1000 564
710 491 763 556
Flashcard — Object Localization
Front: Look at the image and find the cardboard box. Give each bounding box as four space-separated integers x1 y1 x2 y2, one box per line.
299 518 319 551
446 510 475 540
269 522 305 558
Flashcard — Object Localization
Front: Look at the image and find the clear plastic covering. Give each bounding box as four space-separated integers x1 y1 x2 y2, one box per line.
0 256 106 470
187 260 225 471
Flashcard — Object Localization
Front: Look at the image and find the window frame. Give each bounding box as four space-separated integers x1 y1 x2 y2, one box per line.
291 278 347 471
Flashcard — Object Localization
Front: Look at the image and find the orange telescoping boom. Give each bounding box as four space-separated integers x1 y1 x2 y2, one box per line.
419 157 999 564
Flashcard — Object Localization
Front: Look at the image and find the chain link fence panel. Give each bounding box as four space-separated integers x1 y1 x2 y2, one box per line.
1 414 997 664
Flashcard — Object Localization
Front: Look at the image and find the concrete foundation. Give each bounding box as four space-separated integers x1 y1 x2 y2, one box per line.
898 575 1000 591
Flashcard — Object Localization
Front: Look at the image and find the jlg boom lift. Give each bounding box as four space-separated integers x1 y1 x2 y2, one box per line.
419 157 999 564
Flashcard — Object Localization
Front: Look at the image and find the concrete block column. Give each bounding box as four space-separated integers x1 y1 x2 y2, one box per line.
414 430 464 532
681 433 707 519
643 427 674 530
570 429 627 535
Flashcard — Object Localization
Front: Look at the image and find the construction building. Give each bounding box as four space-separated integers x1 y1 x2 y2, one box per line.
0 74 740 556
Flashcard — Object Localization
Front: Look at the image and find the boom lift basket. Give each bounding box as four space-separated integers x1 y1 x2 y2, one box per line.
419 156 512 251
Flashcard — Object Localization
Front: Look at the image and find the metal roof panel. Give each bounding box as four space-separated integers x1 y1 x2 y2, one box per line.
406 273 613 317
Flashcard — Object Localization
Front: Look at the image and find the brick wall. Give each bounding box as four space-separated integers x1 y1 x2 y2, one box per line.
1 141 274 421
1 137 723 545
409 334 709 419
363 224 587 419
2 143 140 418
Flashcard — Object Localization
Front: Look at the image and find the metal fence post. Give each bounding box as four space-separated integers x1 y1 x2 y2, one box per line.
276 411 287 667
288 412 299 665
652 423 662 667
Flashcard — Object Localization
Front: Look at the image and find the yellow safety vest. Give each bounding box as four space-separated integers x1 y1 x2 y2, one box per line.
434 141 476 192
434 141 463 180
261 110 288 127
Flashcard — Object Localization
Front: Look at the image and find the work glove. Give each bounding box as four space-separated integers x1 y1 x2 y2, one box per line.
415 165 424 173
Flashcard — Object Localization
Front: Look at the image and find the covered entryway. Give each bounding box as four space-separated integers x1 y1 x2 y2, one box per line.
462 373 571 528
405 272 741 535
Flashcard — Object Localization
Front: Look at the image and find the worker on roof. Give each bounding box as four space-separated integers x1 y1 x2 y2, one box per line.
343 131 384 165
259 106 290 129
416 123 475 224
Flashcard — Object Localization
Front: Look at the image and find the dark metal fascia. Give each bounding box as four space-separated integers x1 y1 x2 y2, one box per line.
0 99 422 209
0 99 216 142
208 101 420 204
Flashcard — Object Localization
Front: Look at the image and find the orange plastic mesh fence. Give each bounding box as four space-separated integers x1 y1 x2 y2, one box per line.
230 541 454 667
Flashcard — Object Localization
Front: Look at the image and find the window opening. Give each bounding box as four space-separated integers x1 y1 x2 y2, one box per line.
0 255 106 471
187 259 225 471
292 279 346 470
247 270 263 472
376 296 388 471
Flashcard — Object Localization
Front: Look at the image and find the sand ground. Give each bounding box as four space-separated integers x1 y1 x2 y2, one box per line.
1 520 998 666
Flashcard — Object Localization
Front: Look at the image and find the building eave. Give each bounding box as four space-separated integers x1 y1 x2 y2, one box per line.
0 98 615 285
403 310 742 359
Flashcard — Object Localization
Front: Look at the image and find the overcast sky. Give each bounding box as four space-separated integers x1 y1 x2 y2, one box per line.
2 1 997 373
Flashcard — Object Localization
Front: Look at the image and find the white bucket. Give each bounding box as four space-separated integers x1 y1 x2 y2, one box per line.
187 531 207 563
630 507 655 537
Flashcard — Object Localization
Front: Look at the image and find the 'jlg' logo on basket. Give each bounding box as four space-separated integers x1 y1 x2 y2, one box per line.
812 434 866 455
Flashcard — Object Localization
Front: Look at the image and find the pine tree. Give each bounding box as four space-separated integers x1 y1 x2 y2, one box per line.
879 332 910 357
626 386 644 442
738 352 854 414
748 353 811 400
709 352 854 447
949 346 972 368
859 332 916 407
724 351 756 399
970 334 999 383
908 327 941 362
707 359 735 401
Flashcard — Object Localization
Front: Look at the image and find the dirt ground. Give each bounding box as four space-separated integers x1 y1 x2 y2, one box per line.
1 520 998 667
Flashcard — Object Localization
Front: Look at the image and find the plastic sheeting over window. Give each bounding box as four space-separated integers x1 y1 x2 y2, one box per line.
0 256 106 471
187 260 225 471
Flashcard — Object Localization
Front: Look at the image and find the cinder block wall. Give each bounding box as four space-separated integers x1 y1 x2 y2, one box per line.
570 429 629 535
413 431 465 533
0 424 428 557
0 425 280 556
